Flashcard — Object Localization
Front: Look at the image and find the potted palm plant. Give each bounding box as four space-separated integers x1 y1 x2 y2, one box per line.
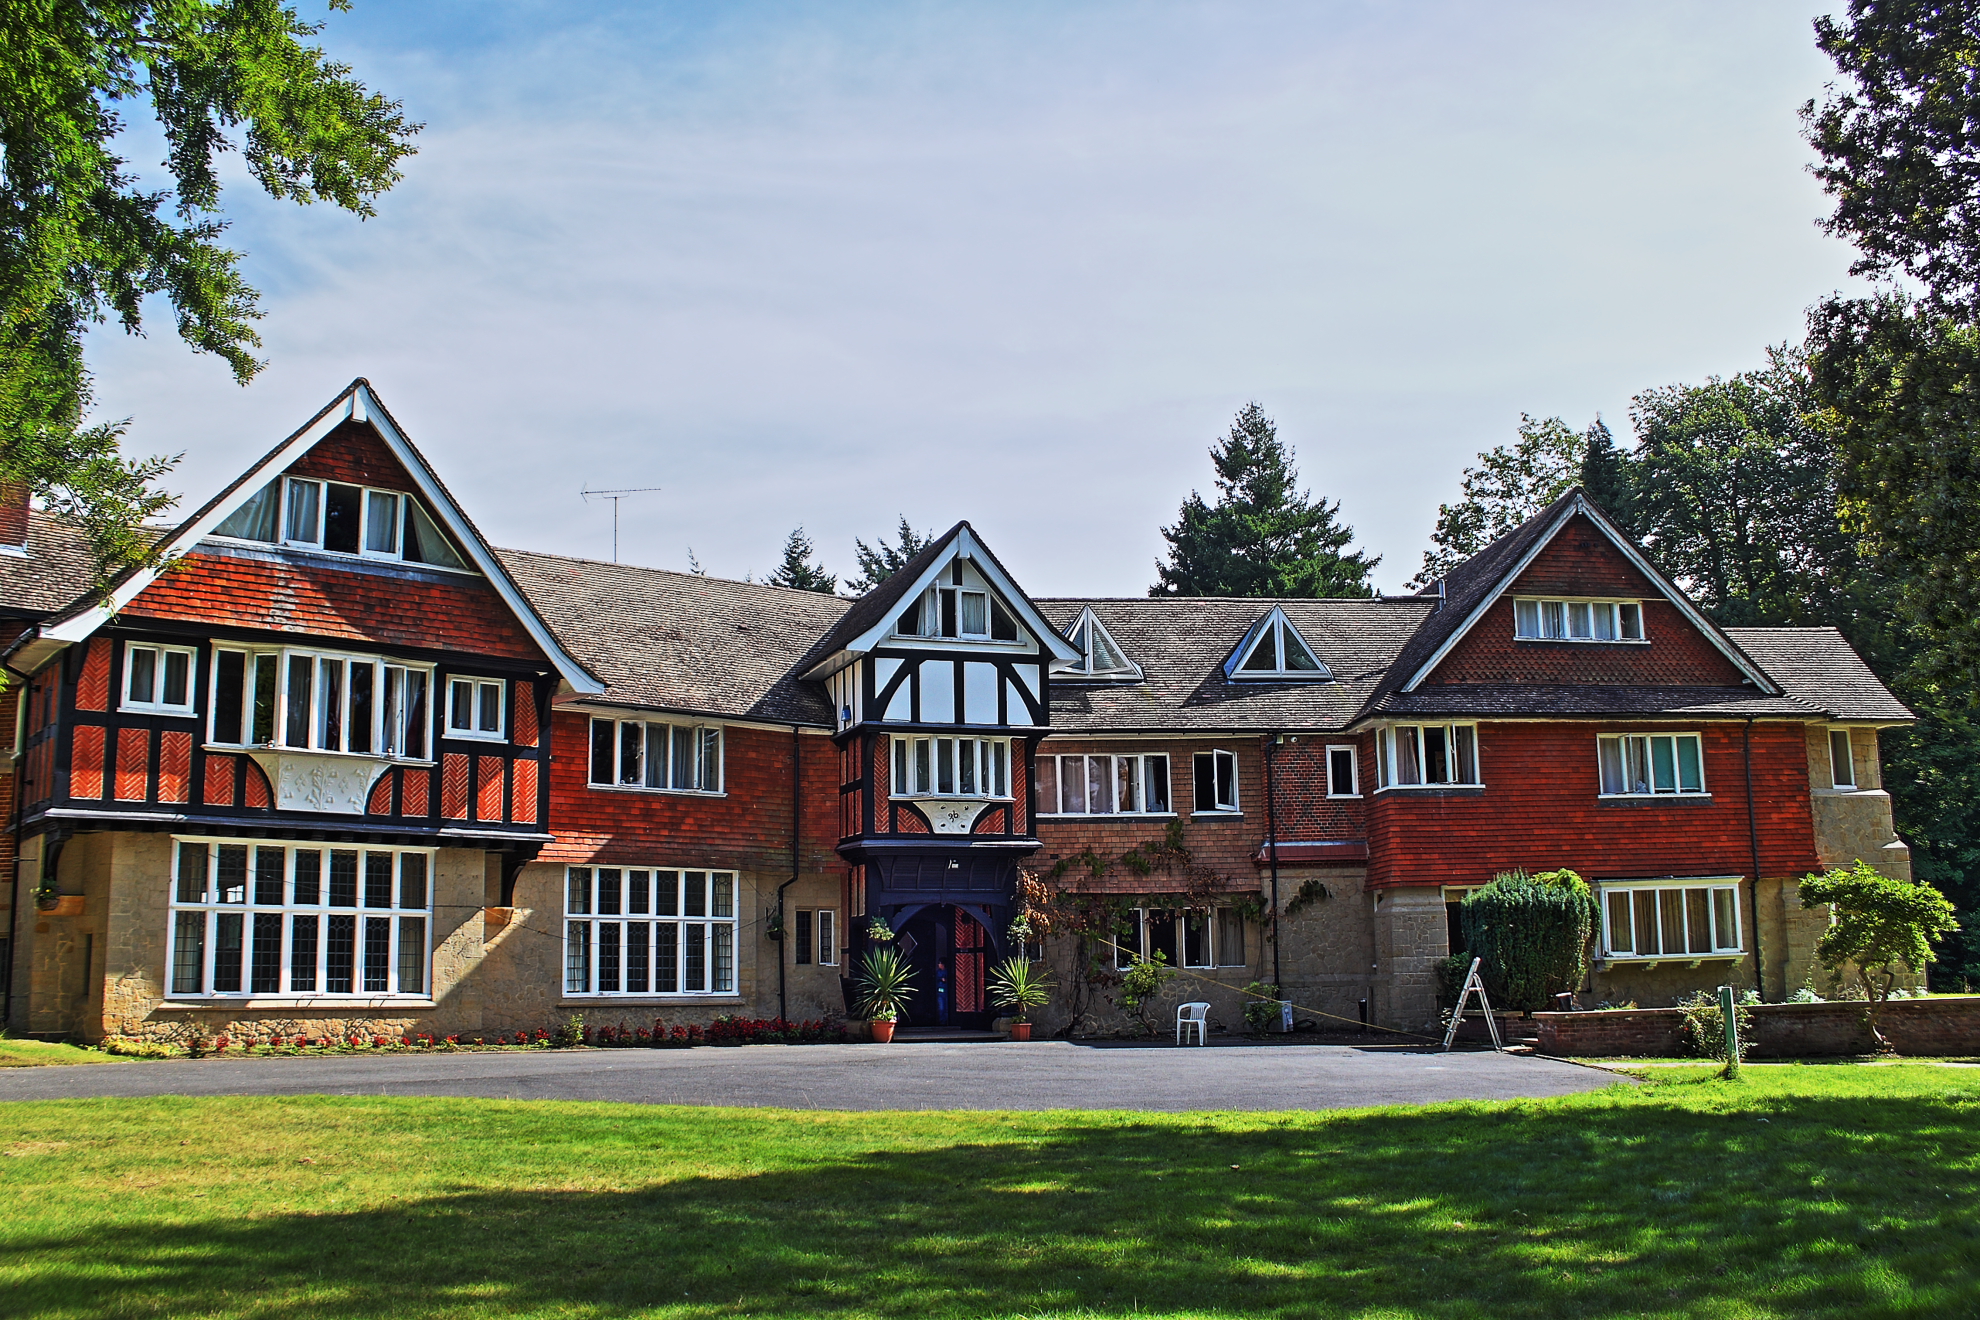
988 955 1053 1040
856 946 915 1042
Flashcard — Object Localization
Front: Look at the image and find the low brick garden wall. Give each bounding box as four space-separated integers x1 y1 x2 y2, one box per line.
1536 994 1980 1058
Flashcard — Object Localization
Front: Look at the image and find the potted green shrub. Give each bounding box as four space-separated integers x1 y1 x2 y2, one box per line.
856 946 915 1042
988 956 1053 1040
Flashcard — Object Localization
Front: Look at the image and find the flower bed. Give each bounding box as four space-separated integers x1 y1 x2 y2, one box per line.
104 1016 853 1060
1535 994 1980 1057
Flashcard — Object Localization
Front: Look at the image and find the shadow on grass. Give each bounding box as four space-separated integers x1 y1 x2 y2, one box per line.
9 1087 1979 1318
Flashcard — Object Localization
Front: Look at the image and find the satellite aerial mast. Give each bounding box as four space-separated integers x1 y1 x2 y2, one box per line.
580 484 662 563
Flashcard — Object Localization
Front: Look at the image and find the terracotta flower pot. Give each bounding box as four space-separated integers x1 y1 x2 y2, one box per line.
1008 1022 1032 1041
870 1019 896 1043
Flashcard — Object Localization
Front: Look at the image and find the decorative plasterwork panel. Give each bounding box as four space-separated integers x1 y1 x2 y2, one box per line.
248 750 392 816
919 798 991 835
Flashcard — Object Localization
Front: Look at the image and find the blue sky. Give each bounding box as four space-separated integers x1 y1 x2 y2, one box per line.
87 1 1863 595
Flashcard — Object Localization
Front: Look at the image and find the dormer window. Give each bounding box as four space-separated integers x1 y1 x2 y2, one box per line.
213 478 469 571
895 561 1020 641
1226 608 1331 681
1514 598 1644 642
1062 608 1141 679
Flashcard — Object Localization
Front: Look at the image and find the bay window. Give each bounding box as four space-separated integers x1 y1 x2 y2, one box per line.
891 735 1010 798
1037 752 1170 815
1601 881 1742 959
209 646 431 759
169 838 432 998
1376 724 1480 788
121 643 196 715
1598 733 1705 797
1513 597 1645 642
446 677 507 741
565 867 737 995
589 717 723 793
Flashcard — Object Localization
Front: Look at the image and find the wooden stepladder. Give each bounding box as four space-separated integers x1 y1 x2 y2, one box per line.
1440 956 1504 1052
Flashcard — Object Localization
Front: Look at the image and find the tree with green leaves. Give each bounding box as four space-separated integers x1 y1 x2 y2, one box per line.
767 526 835 594
1151 402 1377 598
1629 349 1873 632
845 517 932 594
1411 415 1596 587
1804 0 1980 318
1800 860 1957 1044
1 0 420 582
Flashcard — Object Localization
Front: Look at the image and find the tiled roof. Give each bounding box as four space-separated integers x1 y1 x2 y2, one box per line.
1034 597 1436 733
0 514 104 618
1367 683 1819 719
1724 628 1913 722
496 547 850 724
797 523 962 671
1360 487 1579 711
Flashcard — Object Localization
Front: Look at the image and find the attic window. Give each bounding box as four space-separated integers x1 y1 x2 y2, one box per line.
1514 598 1644 642
1062 608 1140 679
896 579 1020 641
1226 609 1331 681
213 478 469 571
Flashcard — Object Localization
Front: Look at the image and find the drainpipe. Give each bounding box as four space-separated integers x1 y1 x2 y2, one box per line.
1743 717 1765 1000
1265 732 1282 988
776 724 802 1023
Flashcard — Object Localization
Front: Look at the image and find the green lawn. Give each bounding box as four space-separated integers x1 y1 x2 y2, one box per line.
0 1036 120 1068
2 1066 1975 1318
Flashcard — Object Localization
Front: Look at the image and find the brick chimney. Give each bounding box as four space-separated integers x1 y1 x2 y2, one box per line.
0 483 27 549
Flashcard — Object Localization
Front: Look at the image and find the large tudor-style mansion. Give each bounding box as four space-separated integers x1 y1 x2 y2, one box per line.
0 382 1916 1042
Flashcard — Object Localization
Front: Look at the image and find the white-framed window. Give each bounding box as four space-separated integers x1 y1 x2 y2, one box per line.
1193 749 1239 812
1113 907 1248 970
1829 728 1857 790
208 646 433 760
794 908 837 967
212 476 469 570
564 867 737 995
1061 607 1140 679
446 677 506 742
587 717 723 793
1227 607 1332 680
895 562 1020 641
1326 744 1359 798
1598 733 1705 797
1513 597 1645 642
168 838 433 998
1037 752 1170 815
1601 880 1742 959
1375 724 1481 789
891 735 1010 798
120 643 197 715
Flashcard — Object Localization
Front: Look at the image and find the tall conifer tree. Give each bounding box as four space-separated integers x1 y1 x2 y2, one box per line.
1150 403 1377 598
768 527 836 593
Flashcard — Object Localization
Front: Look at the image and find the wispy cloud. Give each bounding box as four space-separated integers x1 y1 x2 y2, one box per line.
88 1 1862 593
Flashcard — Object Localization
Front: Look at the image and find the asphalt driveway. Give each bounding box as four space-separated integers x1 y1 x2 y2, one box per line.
0 1041 1622 1111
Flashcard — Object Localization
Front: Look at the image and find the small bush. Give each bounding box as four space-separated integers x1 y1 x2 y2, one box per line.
551 1013 586 1048
1242 982 1283 1033
103 1038 177 1059
1677 991 1754 1061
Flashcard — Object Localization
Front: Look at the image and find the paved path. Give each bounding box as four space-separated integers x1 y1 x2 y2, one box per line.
0 1041 1622 1111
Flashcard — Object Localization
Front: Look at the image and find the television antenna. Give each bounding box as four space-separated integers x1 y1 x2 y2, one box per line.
580 484 662 562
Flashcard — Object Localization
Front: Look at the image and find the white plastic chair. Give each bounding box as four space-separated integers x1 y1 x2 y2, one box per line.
1176 1001 1211 1046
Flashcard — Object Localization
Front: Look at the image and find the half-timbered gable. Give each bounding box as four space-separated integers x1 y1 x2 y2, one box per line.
0 383 599 1038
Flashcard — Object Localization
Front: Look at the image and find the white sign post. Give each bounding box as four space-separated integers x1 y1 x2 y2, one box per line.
1440 956 1504 1053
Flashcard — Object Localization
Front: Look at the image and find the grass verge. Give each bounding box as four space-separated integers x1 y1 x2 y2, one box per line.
0 1037 120 1068
2 1065 1975 1318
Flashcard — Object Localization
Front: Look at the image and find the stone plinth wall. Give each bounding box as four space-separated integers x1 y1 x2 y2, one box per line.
1537 995 1980 1057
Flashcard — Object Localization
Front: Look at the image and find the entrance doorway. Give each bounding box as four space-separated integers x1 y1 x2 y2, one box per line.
897 905 993 1029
